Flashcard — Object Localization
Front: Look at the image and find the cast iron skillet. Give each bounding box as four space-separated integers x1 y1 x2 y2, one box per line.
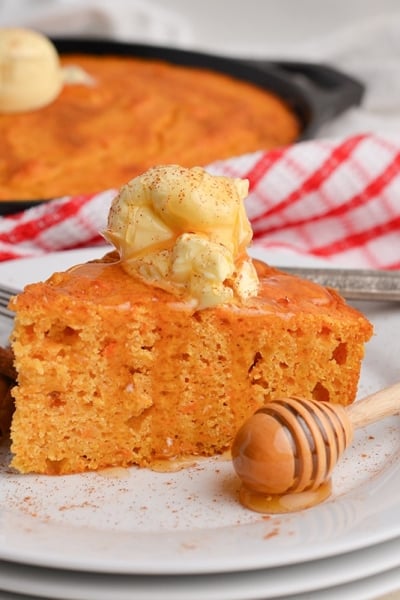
1 38 365 215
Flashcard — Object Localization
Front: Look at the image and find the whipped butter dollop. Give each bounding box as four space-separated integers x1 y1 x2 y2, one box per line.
104 165 259 309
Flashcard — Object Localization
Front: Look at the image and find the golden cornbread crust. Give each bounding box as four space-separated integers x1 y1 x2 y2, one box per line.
9 255 373 475
0 54 300 201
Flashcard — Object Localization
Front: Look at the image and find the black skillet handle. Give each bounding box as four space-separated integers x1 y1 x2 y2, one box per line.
244 59 365 137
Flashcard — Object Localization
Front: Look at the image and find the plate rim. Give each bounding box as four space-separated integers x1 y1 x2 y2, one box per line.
0 535 399 600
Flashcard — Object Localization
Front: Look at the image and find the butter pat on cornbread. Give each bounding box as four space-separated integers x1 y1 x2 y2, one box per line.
103 165 259 309
0 28 63 112
9 166 373 474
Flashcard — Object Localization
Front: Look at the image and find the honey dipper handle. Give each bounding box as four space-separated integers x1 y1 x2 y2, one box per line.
346 381 400 429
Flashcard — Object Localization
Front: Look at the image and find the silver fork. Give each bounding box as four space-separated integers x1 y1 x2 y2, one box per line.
0 284 19 320
278 266 400 302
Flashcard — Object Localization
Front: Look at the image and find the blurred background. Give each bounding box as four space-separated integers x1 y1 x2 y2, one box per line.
1 0 400 55
1 0 400 139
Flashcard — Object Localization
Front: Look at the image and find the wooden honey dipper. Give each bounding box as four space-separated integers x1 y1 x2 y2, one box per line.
231 382 400 512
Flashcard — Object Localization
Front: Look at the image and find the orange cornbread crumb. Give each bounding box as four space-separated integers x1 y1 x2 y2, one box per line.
9 254 372 475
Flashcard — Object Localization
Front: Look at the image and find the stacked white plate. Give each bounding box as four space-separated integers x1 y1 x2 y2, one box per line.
0 247 398 600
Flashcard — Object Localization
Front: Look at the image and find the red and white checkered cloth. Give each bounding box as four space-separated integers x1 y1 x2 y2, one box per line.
1 132 400 269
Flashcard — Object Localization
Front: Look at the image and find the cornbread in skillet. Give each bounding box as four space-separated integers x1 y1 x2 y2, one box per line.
9 166 373 475
0 52 300 201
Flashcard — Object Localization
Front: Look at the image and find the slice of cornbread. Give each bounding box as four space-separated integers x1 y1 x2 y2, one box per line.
9 253 372 474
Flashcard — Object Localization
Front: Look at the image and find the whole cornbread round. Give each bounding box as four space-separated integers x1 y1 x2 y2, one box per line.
0 51 300 200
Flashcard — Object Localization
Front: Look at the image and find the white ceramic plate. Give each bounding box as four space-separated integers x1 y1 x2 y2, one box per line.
0 247 398 577
0 536 398 600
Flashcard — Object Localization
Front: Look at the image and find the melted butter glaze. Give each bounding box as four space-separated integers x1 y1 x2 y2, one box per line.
47 252 179 306
42 253 341 316
252 260 337 312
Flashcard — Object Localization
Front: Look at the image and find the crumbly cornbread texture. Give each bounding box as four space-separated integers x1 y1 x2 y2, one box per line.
9 255 373 475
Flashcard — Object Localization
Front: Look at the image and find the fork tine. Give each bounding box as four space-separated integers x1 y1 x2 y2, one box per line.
0 306 15 320
0 284 20 298
0 284 20 320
